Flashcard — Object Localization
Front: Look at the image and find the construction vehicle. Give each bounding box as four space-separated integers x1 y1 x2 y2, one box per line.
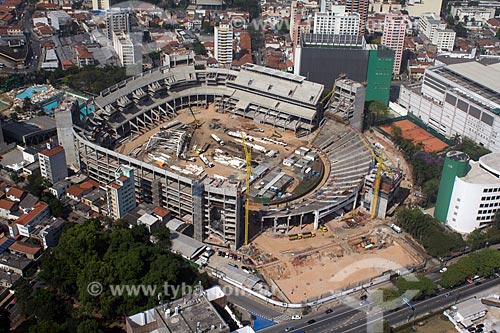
242 133 253 245
189 107 202 128
319 225 328 233
288 233 302 241
211 133 225 146
358 133 391 219
271 131 282 138
302 231 316 238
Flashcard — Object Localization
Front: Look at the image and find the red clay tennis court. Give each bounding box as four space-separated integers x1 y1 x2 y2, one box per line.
378 119 449 153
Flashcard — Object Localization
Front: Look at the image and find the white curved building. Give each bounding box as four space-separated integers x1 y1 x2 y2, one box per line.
446 153 500 233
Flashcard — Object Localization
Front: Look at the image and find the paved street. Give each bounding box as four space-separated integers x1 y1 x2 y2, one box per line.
258 276 500 332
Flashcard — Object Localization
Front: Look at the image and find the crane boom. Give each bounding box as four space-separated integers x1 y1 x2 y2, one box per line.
241 134 253 245
358 133 391 219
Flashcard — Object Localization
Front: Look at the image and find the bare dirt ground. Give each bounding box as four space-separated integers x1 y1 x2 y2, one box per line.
120 103 314 180
250 212 425 303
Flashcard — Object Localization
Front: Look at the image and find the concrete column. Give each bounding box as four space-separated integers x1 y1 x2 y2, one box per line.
313 210 319 230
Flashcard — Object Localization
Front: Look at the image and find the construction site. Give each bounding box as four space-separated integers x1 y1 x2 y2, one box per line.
119 104 324 206
245 212 426 304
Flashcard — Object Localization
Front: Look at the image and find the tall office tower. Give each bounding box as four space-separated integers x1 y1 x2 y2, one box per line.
214 23 233 66
313 5 360 35
92 0 109 10
341 0 369 33
381 14 408 75
106 10 130 41
106 165 136 219
39 142 68 184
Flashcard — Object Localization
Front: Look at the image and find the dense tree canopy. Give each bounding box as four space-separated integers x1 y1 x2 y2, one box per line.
396 207 465 257
18 219 208 331
440 248 500 288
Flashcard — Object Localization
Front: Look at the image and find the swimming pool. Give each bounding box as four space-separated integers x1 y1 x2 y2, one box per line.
16 86 48 99
43 100 59 112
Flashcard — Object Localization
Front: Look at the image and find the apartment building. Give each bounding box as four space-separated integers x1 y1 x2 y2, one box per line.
106 10 130 41
214 23 233 66
381 14 408 75
106 165 136 220
313 5 360 35
113 32 138 67
38 143 68 184
92 0 109 10
432 29 456 51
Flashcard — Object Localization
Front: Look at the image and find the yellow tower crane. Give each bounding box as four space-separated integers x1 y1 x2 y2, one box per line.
241 133 253 245
358 134 391 219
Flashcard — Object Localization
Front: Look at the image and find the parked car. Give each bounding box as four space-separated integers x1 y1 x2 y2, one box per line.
307 319 316 324
291 315 302 320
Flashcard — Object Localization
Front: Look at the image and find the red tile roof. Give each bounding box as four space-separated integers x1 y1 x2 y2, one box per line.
0 199 16 210
39 145 64 158
152 206 171 218
9 241 41 255
15 202 48 226
6 187 25 199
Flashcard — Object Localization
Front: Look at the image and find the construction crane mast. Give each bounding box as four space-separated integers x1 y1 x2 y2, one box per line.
358 134 391 219
241 134 253 245
188 106 202 128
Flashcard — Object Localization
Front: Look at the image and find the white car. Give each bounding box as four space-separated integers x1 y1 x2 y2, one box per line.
291 315 302 320
439 267 448 273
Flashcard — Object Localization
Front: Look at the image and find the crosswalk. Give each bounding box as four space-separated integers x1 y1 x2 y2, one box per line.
272 314 290 322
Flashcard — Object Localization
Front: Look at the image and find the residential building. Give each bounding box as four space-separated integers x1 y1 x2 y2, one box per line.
38 142 68 184
9 202 50 237
75 46 94 67
214 23 233 66
0 252 33 276
418 13 447 40
450 5 496 26
113 32 138 67
5 187 26 202
92 0 109 10
48 10 71 32
431 29 456 52
313 5 360 35
341 0 369 33
38 219 65 249
381 14 408 75
435 152 500 234
294 33 394 104
398 61 500 153
106 166 136 219
106 10 130 41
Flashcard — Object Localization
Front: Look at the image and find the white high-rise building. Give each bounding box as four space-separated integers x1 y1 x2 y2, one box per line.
113 31 138 67
431 29 456 51
313 5 360 35
106 165 136 219
38 142 68 184
92 0 109 10
214 23 233 66
443 153 500 233
418 13 447 40
381 14 408 75
106 10 130 41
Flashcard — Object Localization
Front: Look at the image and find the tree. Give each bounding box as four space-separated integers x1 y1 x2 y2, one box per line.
24 174 48 197
77 318 102 333
192 40 207 56
41 194 68 218
441 248 500 288
153 226 171 250
422 178 440 207
23 97 32 113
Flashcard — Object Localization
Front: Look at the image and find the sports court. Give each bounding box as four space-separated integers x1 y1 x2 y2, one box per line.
378 119 448 153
